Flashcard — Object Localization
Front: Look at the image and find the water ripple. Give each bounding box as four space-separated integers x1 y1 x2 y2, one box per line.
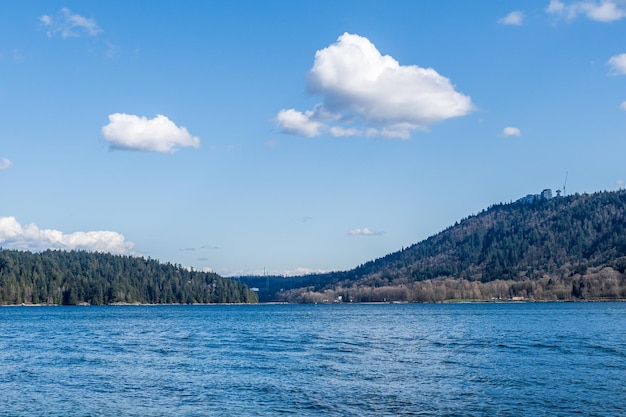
0 303 625 416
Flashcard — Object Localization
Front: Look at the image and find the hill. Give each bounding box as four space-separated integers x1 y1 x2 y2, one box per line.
0 249 257 305
240 190 626 302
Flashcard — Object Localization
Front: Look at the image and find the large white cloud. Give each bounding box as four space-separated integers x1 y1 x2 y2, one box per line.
39 7 102 38
547 0 626 22
0 157 12 171
102 113 200 153
275 33 474 139
0 216 133 254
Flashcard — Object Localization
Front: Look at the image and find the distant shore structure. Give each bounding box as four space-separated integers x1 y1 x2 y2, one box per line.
516 188 554 205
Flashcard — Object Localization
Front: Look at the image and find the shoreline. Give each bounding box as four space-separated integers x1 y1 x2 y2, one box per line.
2 298 625 307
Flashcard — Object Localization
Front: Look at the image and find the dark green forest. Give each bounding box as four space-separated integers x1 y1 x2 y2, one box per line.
241 190 626 303
0 250 257 305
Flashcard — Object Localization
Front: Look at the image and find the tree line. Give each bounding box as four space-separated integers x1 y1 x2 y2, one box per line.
0 249 257 305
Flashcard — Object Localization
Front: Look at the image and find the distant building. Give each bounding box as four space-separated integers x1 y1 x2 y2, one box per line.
516 189 553 205
518 194 538 204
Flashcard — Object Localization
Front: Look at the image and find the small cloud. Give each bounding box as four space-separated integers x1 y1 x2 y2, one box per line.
608 53 626 75
0 157 13 170
104 41 119 59
39 7 102 38
102 113 200 153
347 227 383 236
499 11 524 26
329 126 362 137
502 126 522 137
275 33 473 139
616 179 624 187
546 0 626 22
180 245 219 252
620 101 626 110
275 108 323 137
0 216 133 254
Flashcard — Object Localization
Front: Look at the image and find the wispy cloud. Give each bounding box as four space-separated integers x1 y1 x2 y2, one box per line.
265 139 279 148
620 101 626 110
608 53 626 75
39 7 102 38
102 113 200 153
347 227 384 236
546 0 626 22
502 126 522 137
499 11 525 26
275 33 473 139
179 245 220 252
0 216 133 254
0 157 13 170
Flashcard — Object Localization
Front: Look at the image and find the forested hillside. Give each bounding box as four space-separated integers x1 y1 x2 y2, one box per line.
242 190 626 302
0 250 257 305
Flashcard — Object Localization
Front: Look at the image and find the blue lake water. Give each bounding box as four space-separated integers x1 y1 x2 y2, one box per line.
1 302 625 416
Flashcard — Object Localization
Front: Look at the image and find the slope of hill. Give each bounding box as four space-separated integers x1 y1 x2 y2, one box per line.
242 190 626 302
0 250 257 305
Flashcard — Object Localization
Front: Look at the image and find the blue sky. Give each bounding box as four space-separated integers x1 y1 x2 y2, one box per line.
1 1 625 276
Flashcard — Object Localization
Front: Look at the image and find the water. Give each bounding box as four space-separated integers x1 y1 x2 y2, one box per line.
1 303 625 416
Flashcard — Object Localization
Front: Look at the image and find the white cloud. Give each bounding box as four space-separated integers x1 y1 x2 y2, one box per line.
502 126 522 137
102 113 200 153
620 101 626 110
616 179 625 187
608 53 626 75
347 227 383 236
499 11 525 26
0 216 133 254
547 0 567 13
329 126 362 137
274 109 323 137
0 157 13 170
276 33 474 139
39 7 102 38
546 0 626 22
